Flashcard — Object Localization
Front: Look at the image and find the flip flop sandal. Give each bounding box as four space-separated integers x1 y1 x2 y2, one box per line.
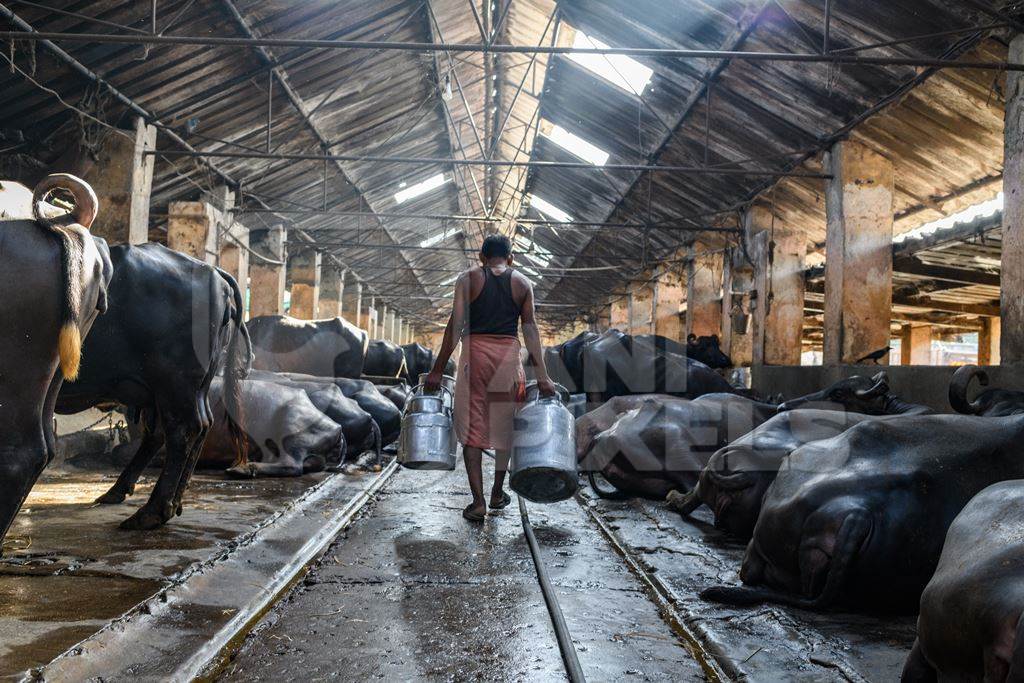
489 492 512 510
462 504 486 522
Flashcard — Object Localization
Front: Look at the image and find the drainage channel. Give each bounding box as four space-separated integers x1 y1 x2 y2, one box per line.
29 462 400 682
575 493 732 682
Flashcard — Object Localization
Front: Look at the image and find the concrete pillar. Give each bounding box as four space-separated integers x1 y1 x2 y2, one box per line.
900 324 932 365
288 250 321 320
318 267 345 319
366 296 376 336
724 246 757 368
80 116 155 246
167 201 218 264
219 222 250 317
979 317 1001 365
393 315 402 343
629 284 654 335
823 140 894 365
377 305 387 339
654 269 685 341
249 225 287 318
610 295 630 330
752 228 806 366
686 248 724 339
346 281 363 328
1004 33 1024 362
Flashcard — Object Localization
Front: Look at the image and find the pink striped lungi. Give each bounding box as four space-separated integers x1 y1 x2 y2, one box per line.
454 334 526 451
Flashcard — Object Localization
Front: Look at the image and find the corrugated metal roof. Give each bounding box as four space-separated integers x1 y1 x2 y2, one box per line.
0 0 1012 332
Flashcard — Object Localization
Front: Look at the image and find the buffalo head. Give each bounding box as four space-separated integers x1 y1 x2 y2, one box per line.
949 365 1024 417
777 371 890 414
687 334 732 369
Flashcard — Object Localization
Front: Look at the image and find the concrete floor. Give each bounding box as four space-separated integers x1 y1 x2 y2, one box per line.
0 467 335 680
220 459 706 681
1 455 916 681
585 494 917 681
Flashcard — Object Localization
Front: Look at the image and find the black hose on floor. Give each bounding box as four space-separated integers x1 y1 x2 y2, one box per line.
519 496 587 683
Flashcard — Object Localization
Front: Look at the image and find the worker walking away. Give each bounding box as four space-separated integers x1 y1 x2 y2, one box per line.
425 234 556 522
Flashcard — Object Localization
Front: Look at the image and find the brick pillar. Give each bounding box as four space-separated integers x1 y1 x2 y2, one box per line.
167 201 218 264
345 281 363 328
288 250 321 320
823 140 894 365
219 222 250 317
752 227 806 366
979 317 1001 365
318 266 345 319
610 295 630 330
654 268 685 341
249 225 287 318
629 284 653 335
901 324 931 365
686 248 724 339
80 116 155 246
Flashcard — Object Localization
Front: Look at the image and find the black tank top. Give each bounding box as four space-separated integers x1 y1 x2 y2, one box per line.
467 267 520 336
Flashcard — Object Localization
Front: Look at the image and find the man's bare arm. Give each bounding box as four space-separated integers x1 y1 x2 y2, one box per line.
519 277 556 395
426 271 469 384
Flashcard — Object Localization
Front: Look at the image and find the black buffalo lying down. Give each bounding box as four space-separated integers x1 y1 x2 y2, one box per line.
1 175 111 549
200 378 345 477
249 372 380 461
548 329 741 402
903 480 1024 682
56 243 251 530
669 409 880 538
703 414 1024 612
277 373 402 447
248 314 368 378
777 371 931 415
579 393 779 500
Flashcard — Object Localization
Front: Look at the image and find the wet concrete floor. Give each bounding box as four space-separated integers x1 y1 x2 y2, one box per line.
220 458 705 681
0 467 339 680
585 492 917 681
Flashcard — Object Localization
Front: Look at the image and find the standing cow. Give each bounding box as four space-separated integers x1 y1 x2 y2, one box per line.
248 315 368 378
1 175 111 549
56 244 251 530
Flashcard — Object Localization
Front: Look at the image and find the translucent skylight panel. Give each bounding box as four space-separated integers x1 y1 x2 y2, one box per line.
419 228 461 248
394 173 449 204
894 193 1003 243
543 123 609 165
568 29 653 96
529 194 572 222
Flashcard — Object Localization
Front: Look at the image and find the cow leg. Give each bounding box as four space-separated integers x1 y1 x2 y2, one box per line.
900 639 937 682
0 438 48 554
121 406 203 530
168 395 213 517
95 413 164 504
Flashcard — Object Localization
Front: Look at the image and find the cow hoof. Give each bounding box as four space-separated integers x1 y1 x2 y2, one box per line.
94 490 127 505
119 509 167 531
225 464 256 479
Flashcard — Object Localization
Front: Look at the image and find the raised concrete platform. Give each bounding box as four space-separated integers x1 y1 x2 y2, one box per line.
0 465 389 680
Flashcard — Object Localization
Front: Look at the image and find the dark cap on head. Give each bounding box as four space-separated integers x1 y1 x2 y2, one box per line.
480 234 512 259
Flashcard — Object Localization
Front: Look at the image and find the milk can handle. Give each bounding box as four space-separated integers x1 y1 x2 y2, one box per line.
403 383 454 417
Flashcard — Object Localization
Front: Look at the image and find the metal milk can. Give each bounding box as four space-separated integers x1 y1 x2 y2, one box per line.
398 376 457 470
509 382 578 503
